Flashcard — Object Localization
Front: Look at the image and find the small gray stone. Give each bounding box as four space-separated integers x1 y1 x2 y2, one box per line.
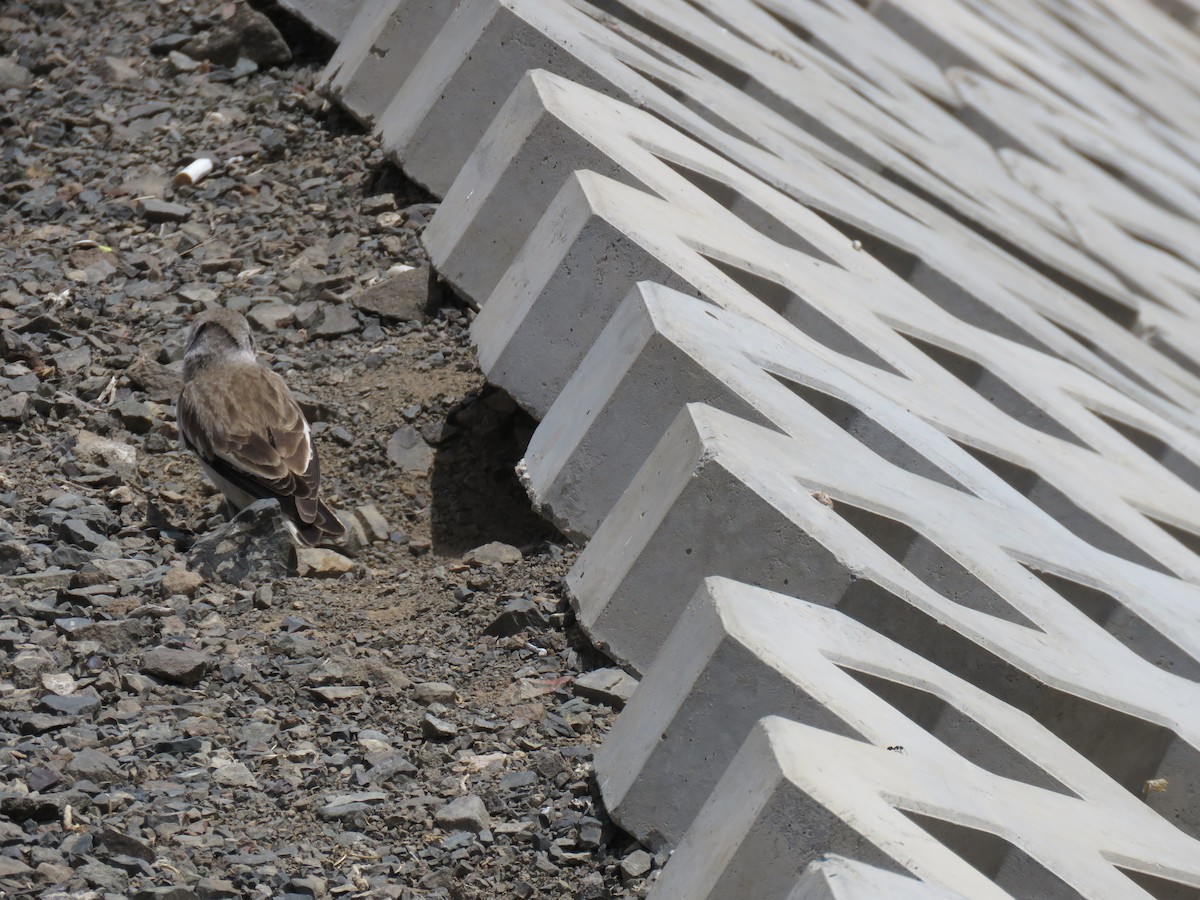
0 539 30 574
577 817 604 850
133 888 200 900
126 355 182 401
0 57 32 89
0 856 33 876
319 791 387 820
59 518 106 550
66 749 123 782
421 713 458 740
53 346 91 373
78 618 149 653
37 861 74 883
308 685 365 702
137 198 192 223
195 877 239 900
350 267 432 322
98 826 155 862
386 426 433 475
113 399 154 433
167 50 203 73
465 541 522 566
183 4 291 67
246 301 295 332
367 752 417 781
141 647 211 686
620 849 653 881
483 598 547 637
354 504 390 542
296 547 355 578
435 795 490 834
312 304 360 337
77 860 129 892
101 55 141 82
361 194 396 215
73 431 138 478
121 672 156 694
25 766 60 792
0 392 33 423
413 682 456 705
160 567 205 598
86 557 155 580
1 793 67 821
41 689 102 716
211 761 258 787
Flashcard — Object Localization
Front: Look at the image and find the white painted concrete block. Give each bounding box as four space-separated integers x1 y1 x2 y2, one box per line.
571 403 1200 838
598 577 1200 854
303 0 1200 894
324 0 1200 347
650 717 1200 899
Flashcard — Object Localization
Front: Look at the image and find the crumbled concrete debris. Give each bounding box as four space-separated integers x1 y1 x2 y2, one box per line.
574 668 639 707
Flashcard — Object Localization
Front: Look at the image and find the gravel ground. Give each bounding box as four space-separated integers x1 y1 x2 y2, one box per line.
0 2 654 897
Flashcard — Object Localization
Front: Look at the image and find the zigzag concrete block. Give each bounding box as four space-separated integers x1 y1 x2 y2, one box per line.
650 717 1200 899
570 403 1200 838
427 69 1200 417
301 0 1200 894
424 77 1200 582
597 578 1200 859
321 0 1200 351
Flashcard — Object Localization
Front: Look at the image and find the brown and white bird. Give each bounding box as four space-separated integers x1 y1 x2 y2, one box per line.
177 308 345 546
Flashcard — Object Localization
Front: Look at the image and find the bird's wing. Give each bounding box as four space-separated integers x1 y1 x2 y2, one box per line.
177 362 324 523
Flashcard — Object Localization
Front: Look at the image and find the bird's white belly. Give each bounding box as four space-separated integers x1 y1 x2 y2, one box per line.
198 459 259 511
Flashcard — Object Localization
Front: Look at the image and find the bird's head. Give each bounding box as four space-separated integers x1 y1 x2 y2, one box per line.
182 308 257 379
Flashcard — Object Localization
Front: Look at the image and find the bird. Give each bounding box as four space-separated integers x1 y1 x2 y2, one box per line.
176 308 345 546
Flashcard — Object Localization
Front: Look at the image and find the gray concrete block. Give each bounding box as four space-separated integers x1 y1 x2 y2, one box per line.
275 0 363 42
428 68 1200 418
321 0 463 128
304 0 1200 894
571 403 1200 838
597 577 1196 852
649 717 1200 899
322 0 1200 388
425 77 1200 580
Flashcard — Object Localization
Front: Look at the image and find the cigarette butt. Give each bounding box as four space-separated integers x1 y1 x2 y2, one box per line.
174 157 214 187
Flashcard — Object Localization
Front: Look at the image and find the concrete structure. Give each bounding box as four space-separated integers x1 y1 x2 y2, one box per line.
280 0 1200 894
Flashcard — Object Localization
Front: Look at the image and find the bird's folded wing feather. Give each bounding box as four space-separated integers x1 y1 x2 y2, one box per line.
178 364 322 521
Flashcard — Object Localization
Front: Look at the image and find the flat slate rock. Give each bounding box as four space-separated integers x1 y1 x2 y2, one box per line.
136 198 192 223
141 647 212 686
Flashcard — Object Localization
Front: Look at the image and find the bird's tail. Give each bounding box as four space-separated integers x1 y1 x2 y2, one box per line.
293 498 347 547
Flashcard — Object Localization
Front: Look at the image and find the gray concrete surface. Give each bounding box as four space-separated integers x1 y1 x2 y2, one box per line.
278 0 1200 894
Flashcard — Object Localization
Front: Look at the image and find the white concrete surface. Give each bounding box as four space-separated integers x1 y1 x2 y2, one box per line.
285 0 1200 894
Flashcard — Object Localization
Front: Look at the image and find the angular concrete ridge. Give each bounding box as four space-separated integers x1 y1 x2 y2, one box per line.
280 0 1200 894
